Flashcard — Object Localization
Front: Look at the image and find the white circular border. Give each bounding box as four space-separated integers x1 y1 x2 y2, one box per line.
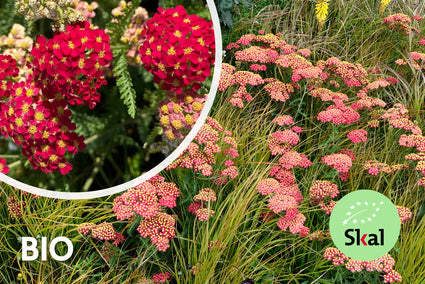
0 0 222 199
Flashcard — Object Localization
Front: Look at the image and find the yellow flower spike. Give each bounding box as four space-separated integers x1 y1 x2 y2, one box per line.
380 0 391 15
315 0 329 29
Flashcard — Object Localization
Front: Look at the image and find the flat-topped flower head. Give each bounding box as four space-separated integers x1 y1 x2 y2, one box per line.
78 223 96 235
309 180 339 203
395 206 412 224
78 222 124 246
317 102 360 125
139 6 214 93
322 153 353 173
347 129 368 143
218 63 236 91
194 208 215 221
152 272 171 284
193 188 217 202
264 80 293 102
31 21 111 108
272 115 294 126
137 212 176 251
113 176 180 223
383 13 414 34
256 178 280 195
110 2 148 66
7 197 26 219
277 212 307 235
268 194 298 213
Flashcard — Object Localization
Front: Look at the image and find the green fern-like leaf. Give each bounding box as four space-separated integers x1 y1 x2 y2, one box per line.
113 49 138 118
107 0 142 118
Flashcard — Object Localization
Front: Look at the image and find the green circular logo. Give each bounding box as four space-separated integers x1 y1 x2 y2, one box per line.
329 190 400 261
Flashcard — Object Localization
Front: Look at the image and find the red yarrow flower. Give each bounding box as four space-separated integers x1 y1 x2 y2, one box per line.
139 6 214 94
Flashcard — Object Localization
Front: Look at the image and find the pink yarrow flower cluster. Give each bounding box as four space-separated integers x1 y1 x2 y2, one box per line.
309 180 339 214
383 13 418 34
7 196 26 219
78 222 125 246
71 1 98 25
324 248 402 283
188 188 217 221
322 153 352 174
257 116 311 236
310 180 339 204
347 129 368 143
0 24 33 79
112 175 180 251
166 117 238 185
152 272 172 284
158 89 206 141
364 160 409 176
268 129 300 155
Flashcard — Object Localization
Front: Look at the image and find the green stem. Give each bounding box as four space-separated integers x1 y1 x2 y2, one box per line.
7 160 21 169
0 155 20 159
82 155 102 191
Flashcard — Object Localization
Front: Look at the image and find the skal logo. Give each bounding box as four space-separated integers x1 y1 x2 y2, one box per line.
329 190 400 261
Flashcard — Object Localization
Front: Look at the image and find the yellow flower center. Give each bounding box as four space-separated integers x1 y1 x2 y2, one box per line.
171 120 183 129
160 116 170 126
35 112 44 121
167 47 176 55
193 102 203 112
15 117 23 127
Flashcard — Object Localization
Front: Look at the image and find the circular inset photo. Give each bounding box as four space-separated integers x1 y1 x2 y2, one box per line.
0 0 221 199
